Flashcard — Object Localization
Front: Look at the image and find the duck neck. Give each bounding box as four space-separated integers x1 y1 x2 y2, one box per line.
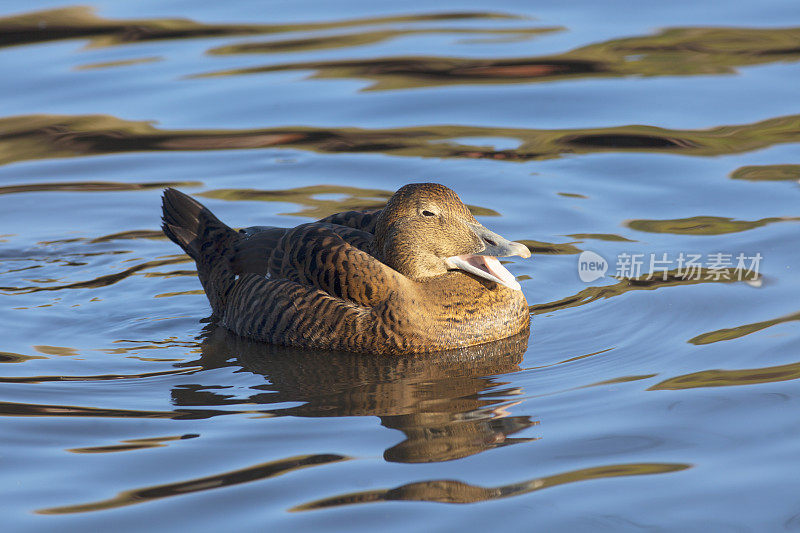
371 235 448 281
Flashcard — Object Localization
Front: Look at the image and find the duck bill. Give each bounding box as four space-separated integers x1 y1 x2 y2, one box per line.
444 223 531 291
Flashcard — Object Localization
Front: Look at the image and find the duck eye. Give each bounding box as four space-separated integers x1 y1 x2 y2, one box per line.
421 210 436 217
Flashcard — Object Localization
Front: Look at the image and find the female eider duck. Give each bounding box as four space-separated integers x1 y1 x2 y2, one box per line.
161 183 531 354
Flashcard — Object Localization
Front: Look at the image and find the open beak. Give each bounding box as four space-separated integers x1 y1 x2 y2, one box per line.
444 223 531 291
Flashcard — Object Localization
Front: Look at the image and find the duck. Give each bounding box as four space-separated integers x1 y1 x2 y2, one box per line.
161 183 531 354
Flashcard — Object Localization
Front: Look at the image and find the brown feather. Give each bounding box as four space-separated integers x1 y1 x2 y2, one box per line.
161 184 530 355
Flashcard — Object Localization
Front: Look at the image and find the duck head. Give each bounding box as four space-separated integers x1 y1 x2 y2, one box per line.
373 183 531 290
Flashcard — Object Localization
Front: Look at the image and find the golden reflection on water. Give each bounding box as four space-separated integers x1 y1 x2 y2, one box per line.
67 434 199 454
74 56 162 70
689 310 800 345
0 6 519 49
650 360 800 390
730 164 800 182
292 462 690 510
519 239 581 255
0 351 47 363
627 215 800 235
3 113 800 167
567 233 636 243
7 4 799 98
195 26 800 90
0 180 202 195
38 454 350 514
32 344 78 356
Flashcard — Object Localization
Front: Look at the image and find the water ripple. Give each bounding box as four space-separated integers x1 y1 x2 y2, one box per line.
292 462 690 509
627 216 800 235
0 257 189 294
3 113 799 166
38 454 350 514
530 268 757 316
689 310 800 345
0 6 518 49
194 26 800 89
66 434 200 454
650 360 800 390
0 400 237 420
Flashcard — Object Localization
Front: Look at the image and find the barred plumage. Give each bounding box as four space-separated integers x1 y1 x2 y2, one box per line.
161 184 530 354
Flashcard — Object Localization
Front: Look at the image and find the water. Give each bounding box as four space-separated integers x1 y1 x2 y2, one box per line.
1 1 799 530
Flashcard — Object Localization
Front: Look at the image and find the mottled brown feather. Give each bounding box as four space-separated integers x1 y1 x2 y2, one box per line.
161 184 529 355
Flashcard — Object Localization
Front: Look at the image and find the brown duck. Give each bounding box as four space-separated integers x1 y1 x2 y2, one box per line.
161 183 531 354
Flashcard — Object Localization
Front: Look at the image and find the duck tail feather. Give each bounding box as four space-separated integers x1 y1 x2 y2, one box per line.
161 188 239 315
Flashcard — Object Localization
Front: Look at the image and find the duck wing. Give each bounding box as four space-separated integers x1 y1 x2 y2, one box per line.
234 221 375 276
318 209 381 233
233 226 286 276
266 222 401 307
222 223 409 353
221 273 374 352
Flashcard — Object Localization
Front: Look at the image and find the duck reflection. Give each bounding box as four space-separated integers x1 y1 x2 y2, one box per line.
178 325 537 463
